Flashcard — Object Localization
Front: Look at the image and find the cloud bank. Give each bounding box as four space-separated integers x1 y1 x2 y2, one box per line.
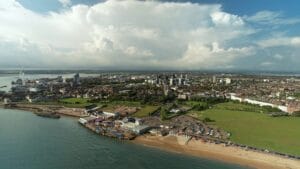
0 0 299 70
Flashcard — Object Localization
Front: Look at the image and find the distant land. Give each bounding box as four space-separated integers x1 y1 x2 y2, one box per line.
1 71 300 169
1 69 300 77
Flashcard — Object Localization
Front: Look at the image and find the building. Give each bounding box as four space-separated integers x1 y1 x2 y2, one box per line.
225 78 231 85
85 104 99 114
169 78 174 86
73 73 80 86
78 116 97 125
96 111 120 119
178 94 187 100
229 93 288 112
287 101 300 113
132 125 152 134
212 76 217 83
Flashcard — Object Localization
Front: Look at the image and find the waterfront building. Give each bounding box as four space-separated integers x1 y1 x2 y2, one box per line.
78 116 97 125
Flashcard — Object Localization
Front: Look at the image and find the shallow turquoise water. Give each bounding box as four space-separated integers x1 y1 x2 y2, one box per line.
0 109 250 169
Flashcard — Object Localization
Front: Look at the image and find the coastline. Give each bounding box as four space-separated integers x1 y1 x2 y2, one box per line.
2 105 300 169
0 103 85 117
133 134 300 169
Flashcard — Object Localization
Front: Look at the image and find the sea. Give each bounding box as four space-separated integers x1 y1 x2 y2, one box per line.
0 74 249 169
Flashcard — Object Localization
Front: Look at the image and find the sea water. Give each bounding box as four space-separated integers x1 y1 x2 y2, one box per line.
0 109 249 169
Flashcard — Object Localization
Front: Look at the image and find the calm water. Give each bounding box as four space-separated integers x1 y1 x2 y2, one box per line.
0 109 249 169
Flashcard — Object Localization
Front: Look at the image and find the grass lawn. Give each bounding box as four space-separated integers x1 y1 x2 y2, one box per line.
60 98 89 104
108 101 141 107
132 105 159 118
58 98 91 108
181 101 207 107
193 102 300 156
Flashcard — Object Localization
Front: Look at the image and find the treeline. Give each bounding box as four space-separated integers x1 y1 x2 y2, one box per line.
189 97 228 111
190 96 228 105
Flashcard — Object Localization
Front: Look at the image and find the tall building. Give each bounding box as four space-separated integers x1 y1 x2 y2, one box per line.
73 73 80 86
163 84 169 96
169 78 173 86
212 75 216 83
178 78 182 86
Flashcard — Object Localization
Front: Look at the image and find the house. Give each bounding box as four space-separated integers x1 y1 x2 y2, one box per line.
85 104 99 113
78 116 97 125
178 94 187 100
102 111 119 118
170 108 181 114
132 125 152 134
122 117 136 123
287 101 300 113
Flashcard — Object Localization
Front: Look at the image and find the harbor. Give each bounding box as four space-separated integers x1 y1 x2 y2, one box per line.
78 109 152 140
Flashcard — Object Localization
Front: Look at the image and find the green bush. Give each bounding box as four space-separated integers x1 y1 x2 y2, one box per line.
292 111 300 117
193 102 209 111
203 117 215 123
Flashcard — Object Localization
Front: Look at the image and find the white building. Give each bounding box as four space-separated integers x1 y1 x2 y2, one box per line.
78 116 97 125
229 93 288 112
212 76 216 83
225 78 231 85
169 78 173 86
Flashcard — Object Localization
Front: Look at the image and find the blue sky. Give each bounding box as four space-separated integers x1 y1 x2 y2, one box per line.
1 0 300 70
17 0 300 17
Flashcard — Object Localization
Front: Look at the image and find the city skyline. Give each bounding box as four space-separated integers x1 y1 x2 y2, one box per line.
0 0 300 70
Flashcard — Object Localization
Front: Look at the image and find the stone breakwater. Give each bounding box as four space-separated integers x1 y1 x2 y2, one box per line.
1 103 87 117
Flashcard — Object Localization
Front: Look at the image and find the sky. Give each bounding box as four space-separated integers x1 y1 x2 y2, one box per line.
0 0 300 71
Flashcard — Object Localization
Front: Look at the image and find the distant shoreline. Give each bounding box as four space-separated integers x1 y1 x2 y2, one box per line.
133 134 300 169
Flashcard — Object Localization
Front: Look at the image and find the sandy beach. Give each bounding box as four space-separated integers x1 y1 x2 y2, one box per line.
133 134 300 169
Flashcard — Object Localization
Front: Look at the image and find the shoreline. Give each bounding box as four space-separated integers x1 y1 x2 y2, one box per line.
0 103 86 117
133 134 300 169
1 104 300 169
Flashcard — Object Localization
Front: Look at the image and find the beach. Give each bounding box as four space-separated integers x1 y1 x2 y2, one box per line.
134 134 300 169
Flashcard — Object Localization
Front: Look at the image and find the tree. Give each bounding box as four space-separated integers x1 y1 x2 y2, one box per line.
203 117 215 123
292 111 300 117
160 108 168 120
193 102 209 111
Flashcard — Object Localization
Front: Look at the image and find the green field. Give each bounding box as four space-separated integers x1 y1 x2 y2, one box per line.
133 105 160 118
58 98 90 108
183 101 207 106
107 101 141 107
192 102 300 156
60 98 89 104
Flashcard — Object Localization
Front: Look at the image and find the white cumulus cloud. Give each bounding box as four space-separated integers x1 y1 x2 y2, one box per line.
0 0 260 69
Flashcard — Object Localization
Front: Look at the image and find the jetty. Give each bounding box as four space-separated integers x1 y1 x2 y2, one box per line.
34 111 60 119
